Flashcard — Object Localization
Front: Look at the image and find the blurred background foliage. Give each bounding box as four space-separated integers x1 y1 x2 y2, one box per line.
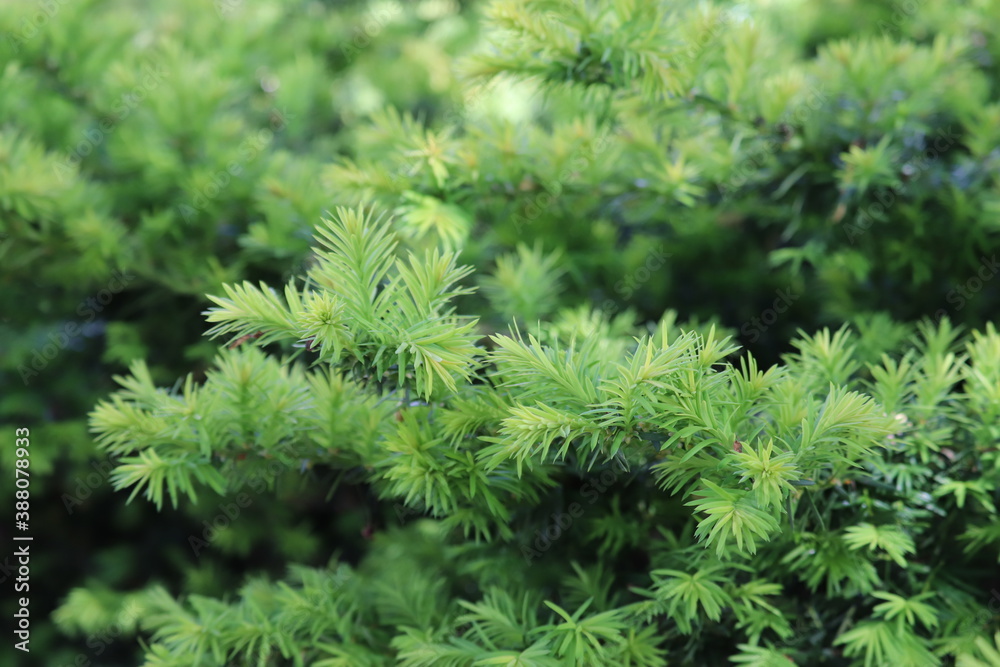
1 0 481 663
1 0 999 664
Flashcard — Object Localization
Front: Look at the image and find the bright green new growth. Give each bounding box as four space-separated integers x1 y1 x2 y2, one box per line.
32 0 1000 663
203 206 481 399
73 207 1000 666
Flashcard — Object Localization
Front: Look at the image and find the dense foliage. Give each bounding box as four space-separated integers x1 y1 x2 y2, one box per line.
327 0 1000 352
1 0 480 662
67 209 1000 665
3 0 999 664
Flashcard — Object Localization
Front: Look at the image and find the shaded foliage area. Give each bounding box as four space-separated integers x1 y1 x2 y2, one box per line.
3 0 999 665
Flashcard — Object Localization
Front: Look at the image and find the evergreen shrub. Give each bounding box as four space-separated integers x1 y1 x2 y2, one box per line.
58 207 1000 666
1 0 480 662
7 0 999 664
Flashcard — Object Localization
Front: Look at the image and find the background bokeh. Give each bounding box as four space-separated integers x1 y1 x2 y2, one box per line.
2 0 999 664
